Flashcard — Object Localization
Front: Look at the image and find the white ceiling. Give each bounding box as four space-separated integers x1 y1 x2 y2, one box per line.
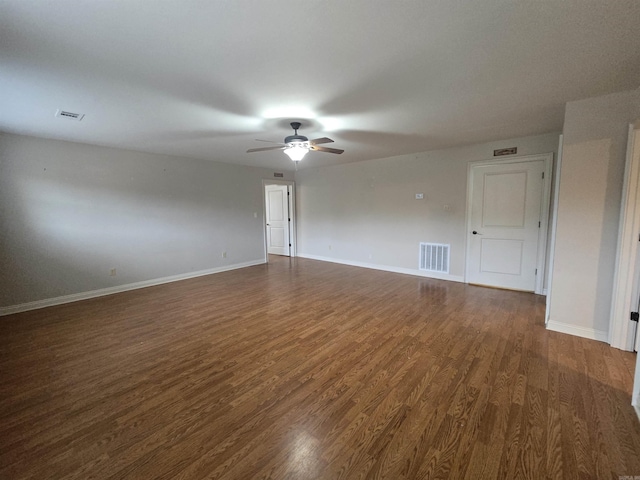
1 1 639 171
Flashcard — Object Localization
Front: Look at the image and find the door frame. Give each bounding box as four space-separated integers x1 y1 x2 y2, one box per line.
545 135 563 324
262 179 296 261
609 124 640 351
264 183 291 257
464 153 553 295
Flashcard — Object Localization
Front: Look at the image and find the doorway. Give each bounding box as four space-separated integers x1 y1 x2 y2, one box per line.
609 125 640 351
634 239 640 419
465 153 552 294
263 180 296 259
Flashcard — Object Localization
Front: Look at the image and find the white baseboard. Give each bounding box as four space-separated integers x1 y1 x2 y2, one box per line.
546 320 609 343
0 259 266 316
297 253 464 283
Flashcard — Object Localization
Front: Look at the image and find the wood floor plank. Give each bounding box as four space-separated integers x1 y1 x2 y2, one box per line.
1 255 639 479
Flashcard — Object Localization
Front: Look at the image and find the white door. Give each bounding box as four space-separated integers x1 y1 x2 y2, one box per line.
634 254 640 351
634 242 640 352
635 296 640 352
467 159 546 292
265 184 290 256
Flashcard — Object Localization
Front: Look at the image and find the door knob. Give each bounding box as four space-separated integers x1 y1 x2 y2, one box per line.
472 230 482 235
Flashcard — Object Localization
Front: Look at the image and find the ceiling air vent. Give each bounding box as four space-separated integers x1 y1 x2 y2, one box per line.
55 109 85 121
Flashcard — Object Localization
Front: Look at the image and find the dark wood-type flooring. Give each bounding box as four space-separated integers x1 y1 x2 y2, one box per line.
1 256 639 479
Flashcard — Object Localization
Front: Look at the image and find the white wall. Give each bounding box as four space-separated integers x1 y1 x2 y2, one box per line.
295 133 559 281
0 132 293 310
547 89 640 341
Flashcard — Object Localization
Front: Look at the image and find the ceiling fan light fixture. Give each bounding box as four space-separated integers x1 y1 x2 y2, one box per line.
284 142 309 162
247 122 343 159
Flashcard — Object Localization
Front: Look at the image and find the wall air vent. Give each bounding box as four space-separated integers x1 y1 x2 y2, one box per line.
55 109 85 121
419 243 450 273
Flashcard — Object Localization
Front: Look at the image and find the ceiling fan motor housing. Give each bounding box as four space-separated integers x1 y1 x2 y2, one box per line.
285 122 307 144
284 134 309 144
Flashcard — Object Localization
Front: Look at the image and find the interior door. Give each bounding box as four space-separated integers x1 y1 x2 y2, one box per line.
633 241 640 352
467 159 545 291
265 184 290 256
635 296 640 352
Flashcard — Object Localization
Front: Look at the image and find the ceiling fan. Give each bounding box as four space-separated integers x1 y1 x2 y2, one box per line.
246 122 344 162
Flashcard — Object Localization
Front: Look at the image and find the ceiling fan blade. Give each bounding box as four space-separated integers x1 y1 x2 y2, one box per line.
309 137 334 145
311 145 344 154
246 146 285 153
254 139 286 145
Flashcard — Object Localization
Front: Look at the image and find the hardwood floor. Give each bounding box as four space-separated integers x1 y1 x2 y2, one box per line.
1 255 639 479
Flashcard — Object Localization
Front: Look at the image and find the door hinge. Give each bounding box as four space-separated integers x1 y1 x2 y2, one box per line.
538 221 541 228
289 243 292 247
631 312 639 322
288 218 291 221
287 191 290 195
535 268 538 275
542 172 545 179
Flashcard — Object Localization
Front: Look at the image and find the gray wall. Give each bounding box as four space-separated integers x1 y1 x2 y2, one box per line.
295 133 559 281
548 89 640 339
0 132 293 308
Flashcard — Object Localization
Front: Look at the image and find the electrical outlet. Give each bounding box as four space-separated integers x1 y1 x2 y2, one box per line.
110 268 116 277
222 251 227 258
415 193 424 199
328 245 332 250
443 204 451 211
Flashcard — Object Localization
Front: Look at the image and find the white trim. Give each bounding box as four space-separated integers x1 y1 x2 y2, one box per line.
633 355 640 421
609 125 640 351
464 153 554 295
546 135 563 325
297 253 464 283
546 320 609 343
542 288 548 296
634 351 640 414
263 179 296 259
0 259 265 317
